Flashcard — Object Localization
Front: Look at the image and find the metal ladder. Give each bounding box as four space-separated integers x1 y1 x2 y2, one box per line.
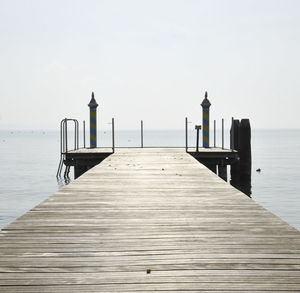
56 118 79 179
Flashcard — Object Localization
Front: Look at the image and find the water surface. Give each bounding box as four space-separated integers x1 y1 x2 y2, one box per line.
0 129 299 231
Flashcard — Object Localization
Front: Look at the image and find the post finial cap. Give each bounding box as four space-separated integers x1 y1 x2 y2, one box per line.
201 91 211 108
88 92 98 108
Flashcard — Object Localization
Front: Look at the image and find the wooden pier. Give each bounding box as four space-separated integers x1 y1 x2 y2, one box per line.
1 148 300 292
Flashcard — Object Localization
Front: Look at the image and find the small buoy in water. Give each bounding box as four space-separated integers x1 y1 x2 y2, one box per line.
256 168 261 172
146 268 151 274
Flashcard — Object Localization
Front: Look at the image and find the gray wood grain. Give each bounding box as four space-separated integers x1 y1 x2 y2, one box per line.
1 148 300 292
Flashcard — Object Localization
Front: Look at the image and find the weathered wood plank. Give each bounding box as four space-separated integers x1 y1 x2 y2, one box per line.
1 148 300 292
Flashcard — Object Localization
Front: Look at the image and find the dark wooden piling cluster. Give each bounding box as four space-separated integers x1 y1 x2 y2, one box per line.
188 117 252 197
230 119 252 196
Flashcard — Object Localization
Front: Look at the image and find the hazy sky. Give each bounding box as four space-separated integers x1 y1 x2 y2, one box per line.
1 0 300 130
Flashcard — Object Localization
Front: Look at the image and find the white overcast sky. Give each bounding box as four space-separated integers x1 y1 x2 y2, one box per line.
0 0 300 130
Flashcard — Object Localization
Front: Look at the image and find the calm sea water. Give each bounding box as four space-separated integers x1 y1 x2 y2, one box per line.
0 129 300 231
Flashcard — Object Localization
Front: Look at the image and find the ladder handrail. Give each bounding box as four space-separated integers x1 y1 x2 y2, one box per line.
56 118 79 178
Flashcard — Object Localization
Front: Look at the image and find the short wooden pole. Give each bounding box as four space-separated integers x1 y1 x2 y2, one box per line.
141 120 143 148
214 120 216 148
83 120 86 148
195 125 201 152
222 118 224 150
185 117 188 152
231 117 234 151
112 118 115 153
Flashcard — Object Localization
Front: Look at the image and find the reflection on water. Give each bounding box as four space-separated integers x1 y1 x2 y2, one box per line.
229 161 252 197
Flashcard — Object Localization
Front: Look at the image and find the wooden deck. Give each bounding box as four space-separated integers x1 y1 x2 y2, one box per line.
1 148 300 292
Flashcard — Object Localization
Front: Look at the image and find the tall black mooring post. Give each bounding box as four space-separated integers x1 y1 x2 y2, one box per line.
230 118 252 197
